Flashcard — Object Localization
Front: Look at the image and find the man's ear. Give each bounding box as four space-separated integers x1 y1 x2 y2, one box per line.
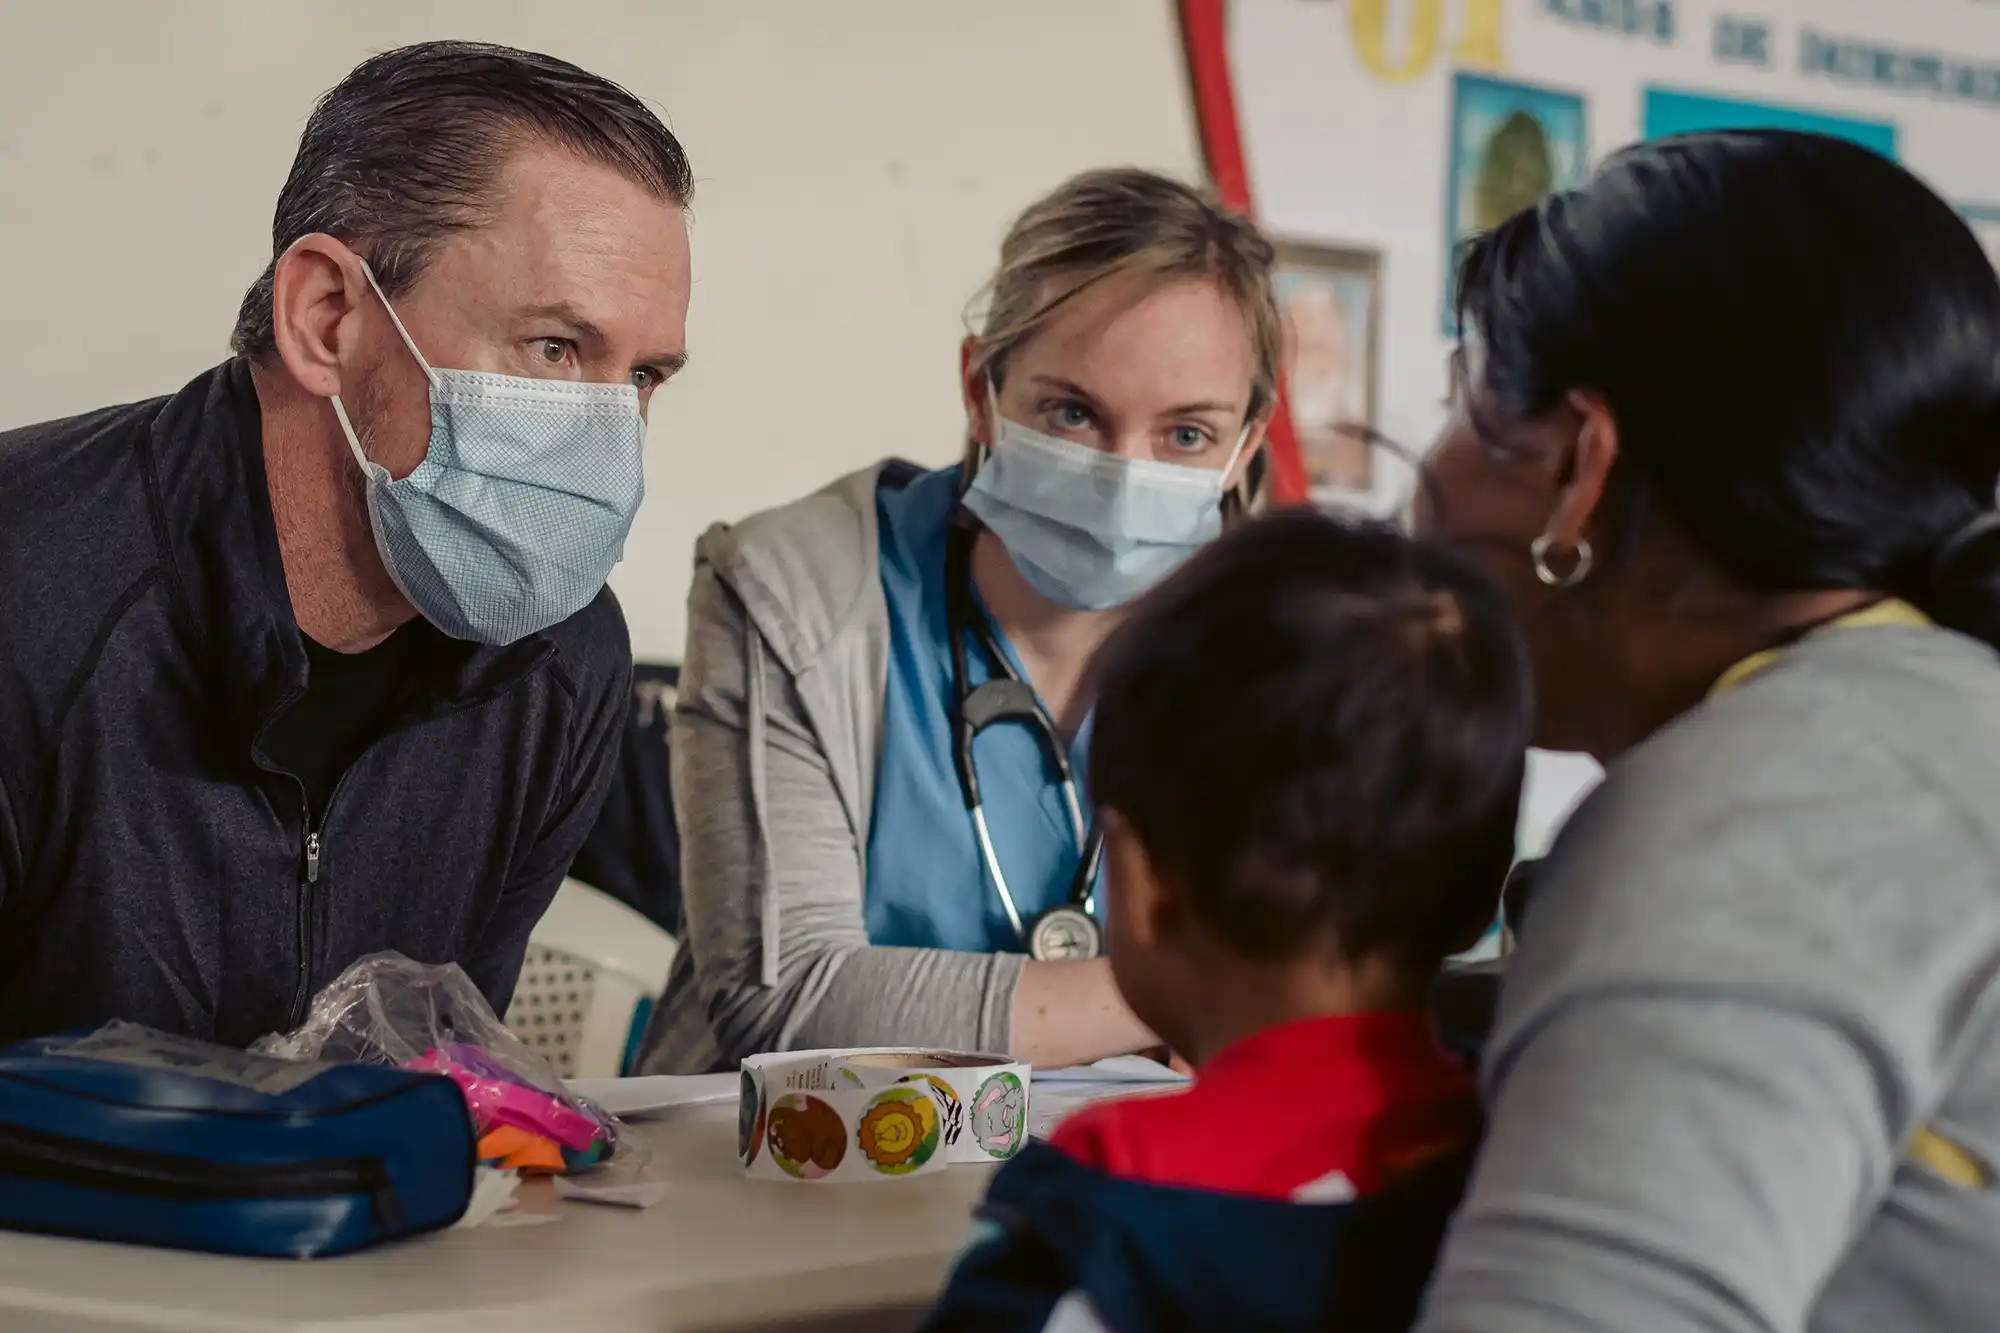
1540 390 1620 552
1103 810 1179 950
270 233 371 399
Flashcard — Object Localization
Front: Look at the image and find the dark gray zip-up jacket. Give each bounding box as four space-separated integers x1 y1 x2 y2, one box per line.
0 361 630 1048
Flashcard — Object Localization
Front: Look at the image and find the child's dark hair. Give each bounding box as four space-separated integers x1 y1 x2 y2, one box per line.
1087 510 1534 968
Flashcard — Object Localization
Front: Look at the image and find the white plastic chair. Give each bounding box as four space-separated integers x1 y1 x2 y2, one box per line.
506 879 678 1080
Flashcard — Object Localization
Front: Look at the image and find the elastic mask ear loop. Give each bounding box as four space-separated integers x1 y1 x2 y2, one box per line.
356 261 441 390
328 396 375 476
329 259 442 475
1216 420 1253 494
959 375 1007 503
984 376 1004 454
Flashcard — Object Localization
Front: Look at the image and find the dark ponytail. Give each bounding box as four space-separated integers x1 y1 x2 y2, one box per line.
1456 130 2000 647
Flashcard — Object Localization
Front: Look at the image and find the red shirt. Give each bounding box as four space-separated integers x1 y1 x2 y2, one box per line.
1049 1011 1479 1201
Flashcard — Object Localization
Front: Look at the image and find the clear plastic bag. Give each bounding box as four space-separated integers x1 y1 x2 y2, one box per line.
253 952 636 1172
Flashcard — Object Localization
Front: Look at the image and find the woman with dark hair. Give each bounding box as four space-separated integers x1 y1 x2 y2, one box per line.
1415 131 2000 1332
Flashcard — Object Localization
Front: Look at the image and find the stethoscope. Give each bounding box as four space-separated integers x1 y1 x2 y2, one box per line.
944 511 1106 962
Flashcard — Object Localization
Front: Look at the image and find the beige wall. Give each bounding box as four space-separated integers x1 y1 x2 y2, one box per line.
0 0 1201 658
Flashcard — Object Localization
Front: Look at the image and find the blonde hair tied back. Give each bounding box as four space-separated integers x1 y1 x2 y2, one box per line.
962 168 1282 514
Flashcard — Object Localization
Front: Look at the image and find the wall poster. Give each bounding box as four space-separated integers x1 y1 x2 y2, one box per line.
1273 241 1383 498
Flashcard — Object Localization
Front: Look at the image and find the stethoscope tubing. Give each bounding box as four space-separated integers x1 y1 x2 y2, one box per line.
945 514 1101 942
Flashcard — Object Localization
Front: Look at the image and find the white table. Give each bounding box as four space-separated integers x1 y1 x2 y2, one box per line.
0 1105 996 1332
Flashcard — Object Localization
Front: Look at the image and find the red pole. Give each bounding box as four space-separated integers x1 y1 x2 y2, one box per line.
1175 0 1309 504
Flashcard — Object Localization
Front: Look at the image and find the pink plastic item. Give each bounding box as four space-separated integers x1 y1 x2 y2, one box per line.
252 954 636 1172
406 1050 600 1152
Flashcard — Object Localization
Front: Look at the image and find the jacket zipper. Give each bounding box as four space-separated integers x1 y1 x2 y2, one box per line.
287 816 322 1030
285 757 364 1029
261 641 559 1031
0 1120 402 1230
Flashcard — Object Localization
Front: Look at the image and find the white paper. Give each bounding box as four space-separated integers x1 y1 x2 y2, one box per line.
553 1175 669 1210
996 1055 1188 1140
452 1167 522 1229
486 1211 560 1229
1028 1088 1113 1140
1028 1082 1183 1140
1033 1055 1189 1085
565 1072 738 1117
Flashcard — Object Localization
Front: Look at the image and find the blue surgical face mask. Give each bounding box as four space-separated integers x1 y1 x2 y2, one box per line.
962 388 1251 610
328 263 647 645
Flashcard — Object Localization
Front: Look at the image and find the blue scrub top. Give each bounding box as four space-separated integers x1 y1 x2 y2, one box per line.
865 466 1098 952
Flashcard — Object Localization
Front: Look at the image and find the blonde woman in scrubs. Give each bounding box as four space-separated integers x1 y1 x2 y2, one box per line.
639 170 1279 1074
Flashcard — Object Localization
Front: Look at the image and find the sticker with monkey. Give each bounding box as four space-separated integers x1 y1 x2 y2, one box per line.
857 1086 943 1175
767 1093 847 1179
971 1070 1027 1160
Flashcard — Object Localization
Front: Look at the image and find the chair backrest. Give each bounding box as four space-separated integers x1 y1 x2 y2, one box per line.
506 878 678 1080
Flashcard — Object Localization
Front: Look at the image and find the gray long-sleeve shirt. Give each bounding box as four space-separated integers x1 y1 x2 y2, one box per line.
1420 620 2000 1333
636 462 1023 1074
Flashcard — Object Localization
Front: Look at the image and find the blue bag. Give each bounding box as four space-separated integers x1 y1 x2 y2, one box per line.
0 1022 475 1258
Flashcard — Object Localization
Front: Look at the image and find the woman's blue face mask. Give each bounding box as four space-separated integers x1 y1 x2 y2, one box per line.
962 384 1253 611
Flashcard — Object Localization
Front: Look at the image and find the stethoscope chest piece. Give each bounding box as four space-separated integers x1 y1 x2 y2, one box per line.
1026 904 1103 962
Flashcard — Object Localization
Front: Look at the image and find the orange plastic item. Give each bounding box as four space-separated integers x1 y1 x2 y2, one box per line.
476 1124 566 1174
476 1124 532 1161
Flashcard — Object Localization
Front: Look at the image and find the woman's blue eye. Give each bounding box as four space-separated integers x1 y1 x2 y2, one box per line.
1056 403 1091 430
1170 426 1208 451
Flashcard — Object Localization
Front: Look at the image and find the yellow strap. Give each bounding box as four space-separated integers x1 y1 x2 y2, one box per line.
1909 1127 1993 1190
1709 599 1932 698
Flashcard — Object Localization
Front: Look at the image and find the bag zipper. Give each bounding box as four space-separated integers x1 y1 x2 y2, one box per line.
0 1120 402 1230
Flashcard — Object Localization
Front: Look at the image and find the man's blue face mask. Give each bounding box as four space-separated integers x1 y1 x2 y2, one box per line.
328 262 647 645
962 382 1252 611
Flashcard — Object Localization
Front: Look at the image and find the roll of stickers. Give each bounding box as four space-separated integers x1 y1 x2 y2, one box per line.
739 1048 1032 1183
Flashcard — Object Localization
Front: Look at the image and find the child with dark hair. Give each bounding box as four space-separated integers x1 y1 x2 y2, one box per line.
924 510 1534 1333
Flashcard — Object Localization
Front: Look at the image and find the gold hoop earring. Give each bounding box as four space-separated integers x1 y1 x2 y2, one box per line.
1531 534 1594 588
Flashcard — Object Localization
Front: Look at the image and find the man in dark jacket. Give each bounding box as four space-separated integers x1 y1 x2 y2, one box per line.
0 42 693 1047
